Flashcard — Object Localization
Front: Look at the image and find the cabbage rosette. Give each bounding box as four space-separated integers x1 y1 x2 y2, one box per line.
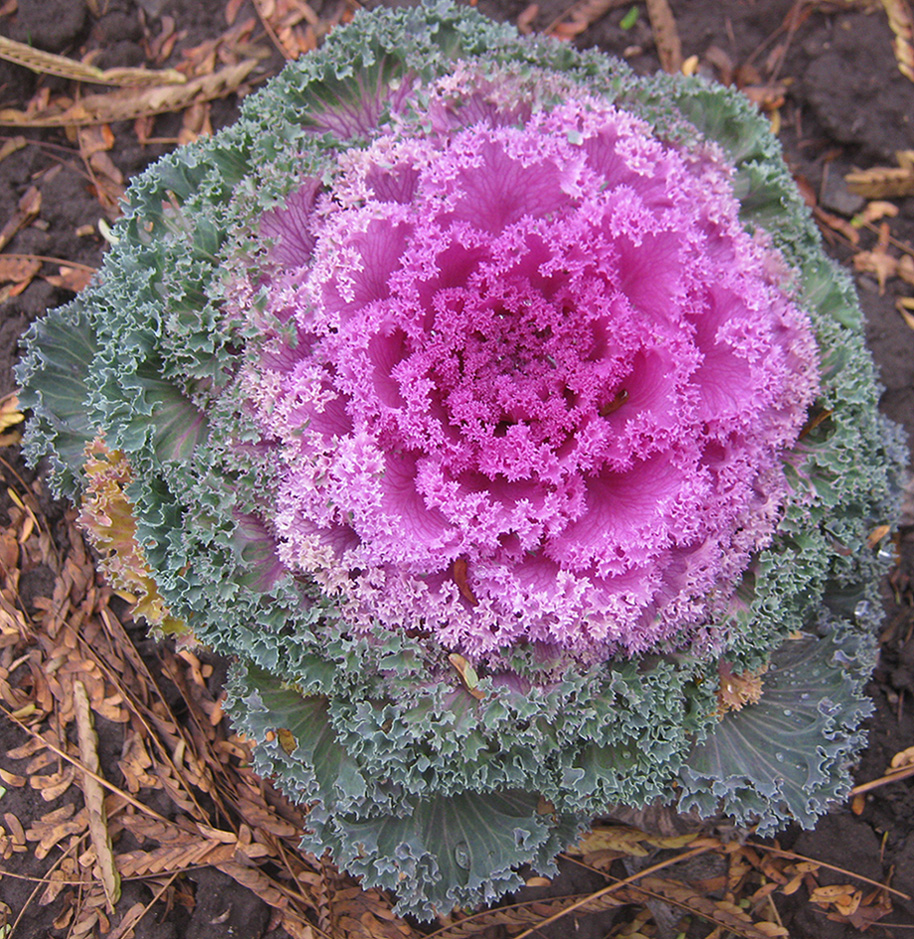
18 2 905 917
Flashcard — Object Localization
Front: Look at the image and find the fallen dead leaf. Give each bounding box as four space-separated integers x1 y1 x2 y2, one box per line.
0 135 26 163
44 265 95 292
846 151 914 198
884 0 914 81
852 200 900 226
853 222 896 292
0 184 41 251
717 660 766 714
0 255 40 285
517 3 539 33
546 0 630 38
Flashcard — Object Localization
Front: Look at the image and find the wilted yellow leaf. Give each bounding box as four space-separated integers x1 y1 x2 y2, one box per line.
277 727 297 755
810 884 856 903
448 652 485 699
0 392 24 435
575 825 652 857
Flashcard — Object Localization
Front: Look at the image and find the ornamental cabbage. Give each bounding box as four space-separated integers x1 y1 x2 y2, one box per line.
17 1 906 918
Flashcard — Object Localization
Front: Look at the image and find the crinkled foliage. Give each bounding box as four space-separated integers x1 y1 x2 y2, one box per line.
17 1 905 919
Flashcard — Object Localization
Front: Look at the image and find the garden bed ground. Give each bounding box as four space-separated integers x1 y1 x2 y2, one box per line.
1 1 914 938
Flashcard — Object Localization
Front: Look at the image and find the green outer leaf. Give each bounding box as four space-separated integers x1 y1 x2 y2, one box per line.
17 304 99 494
323 790 582 918
678 628 874 831
227 660 583 918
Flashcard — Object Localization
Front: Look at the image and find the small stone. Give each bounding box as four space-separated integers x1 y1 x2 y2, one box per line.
820 173 865 216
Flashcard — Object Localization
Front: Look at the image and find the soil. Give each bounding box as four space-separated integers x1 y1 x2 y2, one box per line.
1 1 914 938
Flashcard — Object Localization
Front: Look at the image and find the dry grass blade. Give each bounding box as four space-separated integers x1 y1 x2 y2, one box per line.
0 252 96 272
509 844 714 939
427 891 629 939
73 680 120 912
0 34 186 86
0 60 257 127
850 760 914 795
646 0 683 73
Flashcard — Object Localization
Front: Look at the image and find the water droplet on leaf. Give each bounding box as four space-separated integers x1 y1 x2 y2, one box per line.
454 841 471 869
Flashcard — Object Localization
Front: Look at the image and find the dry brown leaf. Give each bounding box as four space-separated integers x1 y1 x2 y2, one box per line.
0 254 40 286
884 0 914 81
32 763 77 801
27 804 87 859
0 60 257 127
116 839 236 877
852 200 900 225
740 83 787 113
332 886 420 939
516 3 540 34
253 0 305 59
3 812 26 850
106 901 148 939
447 651 484 699
634 877 781 939
854 248 898 293
814 206 861 245
0 393 24 440
646 0 683 73
431 891 629 939
0 135 26 162
0 34 186 86
235 797 300 837
40 858 82 907
226 0 247 26
216 859 294 910
890 744 914 768
44 264 95 292
0 767 26 787
118 733 159 794
280 915 318 939
0 184 41 251
899 254 914 286
546 0 630 38
178 100 213 145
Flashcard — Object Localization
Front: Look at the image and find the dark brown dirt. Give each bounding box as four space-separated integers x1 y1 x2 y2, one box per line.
1 2 914 938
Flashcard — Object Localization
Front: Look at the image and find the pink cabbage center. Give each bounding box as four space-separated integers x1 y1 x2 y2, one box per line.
244 90 819 659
